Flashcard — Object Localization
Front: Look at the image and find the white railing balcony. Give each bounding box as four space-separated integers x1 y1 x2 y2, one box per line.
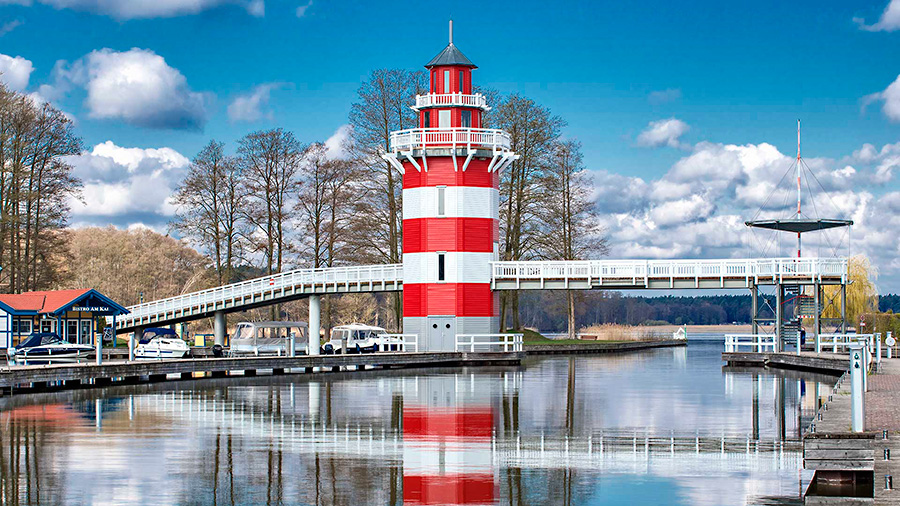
413 93 490 110
389 127 512 154
724 334 776 353
456 333 523 353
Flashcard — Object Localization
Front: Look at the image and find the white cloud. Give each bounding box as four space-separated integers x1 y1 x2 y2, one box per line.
324 124 352 160
649 195 715 227
54 48 209 130
636 118 690 148
68 141 189 225
296 0 311 17
863 74 900 122
1 0 265 19
0 53 33 91
855 0 900 31
648 88 681 105
0 20 22 36
227 83 281 123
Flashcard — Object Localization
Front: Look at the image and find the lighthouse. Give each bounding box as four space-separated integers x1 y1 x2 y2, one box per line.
383 22 518 351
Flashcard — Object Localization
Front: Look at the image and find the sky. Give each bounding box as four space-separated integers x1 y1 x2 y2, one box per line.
0 0 900 290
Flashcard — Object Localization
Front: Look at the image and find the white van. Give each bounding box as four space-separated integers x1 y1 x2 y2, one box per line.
230 321 308 356
323 324 404 354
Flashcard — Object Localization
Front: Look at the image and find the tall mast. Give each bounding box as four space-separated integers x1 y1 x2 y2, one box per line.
796 119 801 258
449 19 453 45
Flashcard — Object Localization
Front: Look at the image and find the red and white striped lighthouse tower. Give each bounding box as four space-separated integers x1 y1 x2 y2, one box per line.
384 22 517 351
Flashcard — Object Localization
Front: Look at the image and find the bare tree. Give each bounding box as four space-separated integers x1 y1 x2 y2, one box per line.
487 93 566 330
347 69 426 330
171 140 245 284
0 85 82 292
536 140 609 338
238 128 303 319
296 142 360 334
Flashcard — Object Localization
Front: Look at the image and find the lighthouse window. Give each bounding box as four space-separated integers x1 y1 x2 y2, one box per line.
443 70 450 93
439 110 451 128
437 186 446 216
423 111 431 128
461 110 471 128
459 70 464 93
437 253 445 281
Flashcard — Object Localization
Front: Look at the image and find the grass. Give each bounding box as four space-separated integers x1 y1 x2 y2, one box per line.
507 329 626 346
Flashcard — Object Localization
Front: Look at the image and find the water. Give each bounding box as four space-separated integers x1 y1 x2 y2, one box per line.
0 342 834 505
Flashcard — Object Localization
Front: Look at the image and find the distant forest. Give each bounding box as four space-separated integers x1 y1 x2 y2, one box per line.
880 295 900 313
517 291 900 331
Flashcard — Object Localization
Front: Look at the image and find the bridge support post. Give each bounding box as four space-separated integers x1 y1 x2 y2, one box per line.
750 285 758 337
814 283 821 355
130 327 142 361
841 284 847 335
776 284 783 353
309 295 321 356
214 311 226 347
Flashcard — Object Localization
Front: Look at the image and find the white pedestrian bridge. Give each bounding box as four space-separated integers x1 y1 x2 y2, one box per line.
113 257 847 332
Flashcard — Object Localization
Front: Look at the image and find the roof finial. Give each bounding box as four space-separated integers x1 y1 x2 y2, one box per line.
449 18 453 45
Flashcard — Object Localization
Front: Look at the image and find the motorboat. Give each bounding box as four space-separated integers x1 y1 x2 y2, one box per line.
230 321 308 356
323 324 405 354
7 332 94 363
134 327 190 359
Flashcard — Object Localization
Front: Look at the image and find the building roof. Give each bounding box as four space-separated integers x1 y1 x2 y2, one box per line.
0 288 129 316
425 43 477 68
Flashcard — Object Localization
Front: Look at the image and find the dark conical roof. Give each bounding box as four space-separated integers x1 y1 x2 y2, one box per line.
425 43 477 68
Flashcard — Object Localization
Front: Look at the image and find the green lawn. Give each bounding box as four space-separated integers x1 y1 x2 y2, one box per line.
507 329 625 346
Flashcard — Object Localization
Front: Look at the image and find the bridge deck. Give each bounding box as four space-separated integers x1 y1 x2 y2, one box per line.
115 257 847 331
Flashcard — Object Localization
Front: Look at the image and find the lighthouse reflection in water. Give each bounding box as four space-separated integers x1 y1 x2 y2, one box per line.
0 343 830 505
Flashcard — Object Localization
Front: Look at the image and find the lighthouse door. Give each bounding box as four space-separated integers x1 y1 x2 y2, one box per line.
427 317 456 352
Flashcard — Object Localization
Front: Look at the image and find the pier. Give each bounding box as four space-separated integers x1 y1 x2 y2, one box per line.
0 351 523 392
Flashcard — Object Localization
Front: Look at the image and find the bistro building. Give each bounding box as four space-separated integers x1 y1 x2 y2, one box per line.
0 289 128 349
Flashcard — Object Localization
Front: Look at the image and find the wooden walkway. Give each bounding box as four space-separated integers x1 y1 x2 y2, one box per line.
0 351 523 392
723 351 848 375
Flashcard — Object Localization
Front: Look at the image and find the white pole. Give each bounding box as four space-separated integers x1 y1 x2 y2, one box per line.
309 295 320 356
876 332 882 369
850 343 865 432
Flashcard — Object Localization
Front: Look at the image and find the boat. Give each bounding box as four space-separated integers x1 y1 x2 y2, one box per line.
323 324 405 354
7 332 94 364
230 321 308 356
134 327 191 359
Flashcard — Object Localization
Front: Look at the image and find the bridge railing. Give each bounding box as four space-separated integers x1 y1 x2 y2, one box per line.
456 333 523 353
115 263 404 326
817 333 874 354
492 258 848 286
724 334 776 353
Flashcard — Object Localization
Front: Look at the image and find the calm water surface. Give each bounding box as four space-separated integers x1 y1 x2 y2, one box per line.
0 341 834 505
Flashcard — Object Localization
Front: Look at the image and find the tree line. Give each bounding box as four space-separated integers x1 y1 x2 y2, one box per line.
170 68 608 336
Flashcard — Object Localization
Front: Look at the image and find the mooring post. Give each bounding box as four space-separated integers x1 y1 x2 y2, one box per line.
309 295 321 356
214 311 226 347
289 333 296 357
850 342 865 432
130 326 142 362
889 332 894 359
876 332 882 369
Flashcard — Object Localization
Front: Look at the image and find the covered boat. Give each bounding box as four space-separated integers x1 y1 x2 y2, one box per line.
134 327 190 359
7 332 94 363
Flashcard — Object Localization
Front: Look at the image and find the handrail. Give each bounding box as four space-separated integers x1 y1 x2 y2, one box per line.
389 127 512 154
455 333 523 353
382 333 418 353
724 334 776 353
414 93 489 110
113 263 403 327
817 333 874 354
492 258 848 286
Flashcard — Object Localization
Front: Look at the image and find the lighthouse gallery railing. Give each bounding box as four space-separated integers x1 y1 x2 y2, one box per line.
390 127 511 153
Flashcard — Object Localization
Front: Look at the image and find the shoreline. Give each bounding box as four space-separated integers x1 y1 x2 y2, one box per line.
525 339 686 355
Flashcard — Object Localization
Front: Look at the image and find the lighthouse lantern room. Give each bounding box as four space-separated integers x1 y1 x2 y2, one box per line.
383 21 518 351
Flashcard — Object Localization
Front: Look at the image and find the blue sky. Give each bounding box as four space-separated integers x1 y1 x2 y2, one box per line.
1 0 900 289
